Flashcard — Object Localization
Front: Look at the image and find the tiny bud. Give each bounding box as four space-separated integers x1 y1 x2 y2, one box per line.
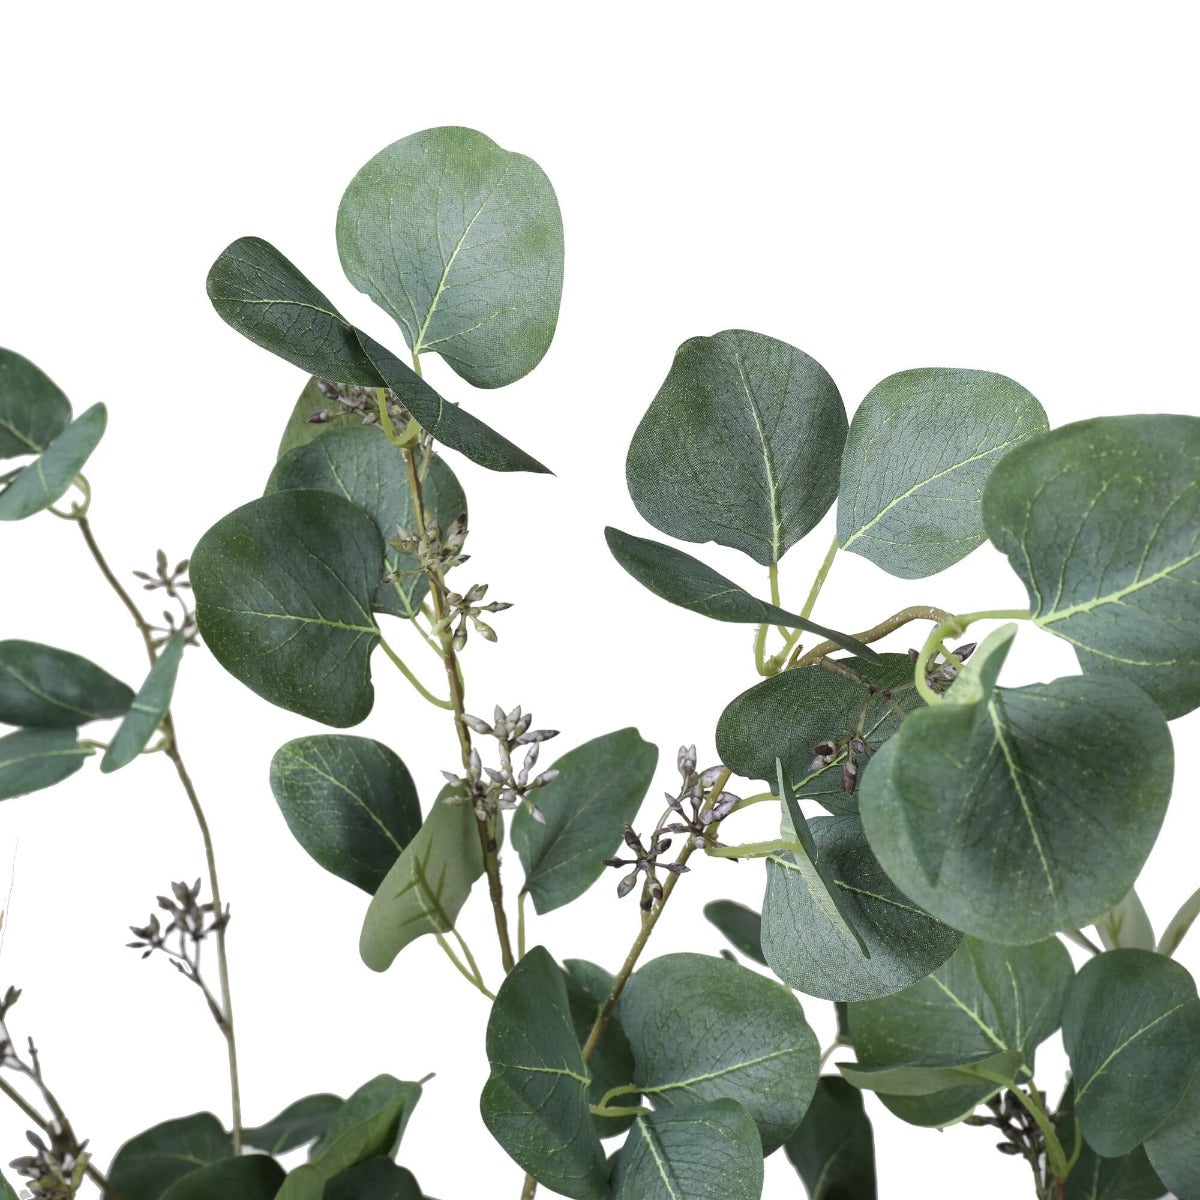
602 856 627 868
512 712 533 738
996 1143 1023 1156
452 622 468 652
516 728 558 744
814 740 837 759
849 737 867 757
462 714 493 735
699 765 725 787
663 862 689 875
524 744 540 771
841 763 858 793
677 744 698 776
508 705 523 726
654 837 671 855
441 769 461 785
623 826 641 849
617 871 638 899
955 641 978 661
527 803 546 825
532 768 560 788
307 408 334 424
469 748 482 779
907 647 921 662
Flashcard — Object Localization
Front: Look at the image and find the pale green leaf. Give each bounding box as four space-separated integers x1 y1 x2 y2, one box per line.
101 633 184 773
0 403 105 521
0 348 71 459
0 639 133 730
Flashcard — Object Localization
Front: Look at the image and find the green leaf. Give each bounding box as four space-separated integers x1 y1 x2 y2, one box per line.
512 728 657 914
270 735 421 894
626 330 847 566
480 946 607 1200
101 633 184 773
336 126 564 390
1058 1085 1167 1200
608 1100 764 1200
0 402 105 521
0 728 91 801
859 670 1174 944
267 428 466 620
562 958 639 1139
618 952 819 1152
206 238 382 385
983 414 1200 718
1096 889 1156 952
839 1050 1021 1096
785 1076 876 1200
105 1112 232 1200
0 639 134 729
0 348 71 459
1062 949 1200 1157
837 368 1047 578
0 1174 18 1200
605 528 878 658
703 900 767 966
761 812 961 1002
1159 884 1200 956
359 787 484 971
276 378 367 461
1144 1063 1200 1199
309 1077 421 1159
716 652 922 816
323 1159 424 1200
159 1156 285 1200
243 1093 342 1154
846 935 1073 1127
354 330 550 475
191 490 382 726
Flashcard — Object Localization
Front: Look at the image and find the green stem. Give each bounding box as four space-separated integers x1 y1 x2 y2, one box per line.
377 636 453 708
792 605 957 668
517 890 528 961
434 931 495 1000
1008 1083 1069 1181
596 1083 643 1110
768 560 788 638
914 608 1030 704
1062 928 1103 957
589 1102 650 1118
801 535 839 619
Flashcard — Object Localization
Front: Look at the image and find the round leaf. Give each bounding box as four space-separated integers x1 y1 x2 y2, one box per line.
618 952 818 1152
191 490 383 726
1057 1085 1167 1200
337 126 564 390
159 1155 284 1200
0 403 106 521
101 633 184 773
106 1112 232 1200
626 330 847 566
243 1093 342 1155
0 639 133 729
0 728 91 801
270 735 421 894
324 1159 424 1200
784 1076 877 1200
1062 949 1200 1158
837 368 1047 578
0 348 71 459
1145 1064 1200 1199
276 378 366 461
983 414 1200 718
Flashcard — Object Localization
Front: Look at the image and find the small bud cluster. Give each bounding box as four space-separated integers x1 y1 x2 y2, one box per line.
964 1090 1049 1174
909 640 978 695
603 824 690 910
134 549 199 649
434 583 512 651
388 512 472 584
128 878 230 962
10 1130 89 1200
442 706 559 824
0 985 22 1069
809 734 875 795
308 379 413 430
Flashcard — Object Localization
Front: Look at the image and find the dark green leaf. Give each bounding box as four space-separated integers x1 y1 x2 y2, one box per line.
626 330 847 565
785 1076 876 1200
309 1077 421 1160
1144 1062 1200 1198
847 935 1072 1127
0 348 71 459
761 812 961 1002
1 1173 18 1200
0 402 105 521
1062 949 1200 1157
206 238 381 385
0 639 134 729
0 728 91 801
480 946 607 1199
837 368 1047 578
983 414 1200 718
605 527 878 658
1058 1085 1168 1200
337 127 564 390
267 428 466 620
618 952 819 1152
717 652 921 816
323 1159 424 1200
608 1100 764 1200
159 1155 285 1200
513 727 657 914
703 900 767 966
244 1093 343 1154
276 378 367 461
359 787 484 971
191 490 382 726
105 1112 232 1200
839 1050 1021 1096
354 330 550 474
270 735 421 894
101 633 184 773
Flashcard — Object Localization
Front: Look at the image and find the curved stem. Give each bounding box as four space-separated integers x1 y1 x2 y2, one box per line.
1062 928 1103 957
792 605 957 668
913 608 1030 704
377 636 453 708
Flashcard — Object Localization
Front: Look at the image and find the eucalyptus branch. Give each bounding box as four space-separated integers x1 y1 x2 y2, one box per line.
791 605 957 668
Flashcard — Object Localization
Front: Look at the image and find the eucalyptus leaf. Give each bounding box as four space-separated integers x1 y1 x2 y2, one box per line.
0 639 134 729
703 900 767 966
604 528 877 658
618 952 818 1152
513 727 657 914
270 735 421 894
267 427 466 619
243 1093 343 1154
159 1155 285 1200
324 1159 424 1200
0 728 92 801
101 633 184 773
838 1050 1021 1096
784 1076 876 1200
337 126 564 390
1059 1084 1168 1200
1160 884 1200 957
1 1174 17 1200
480 946 607 1200
1096 889 1156 952
0 402 105 521
276 378 366 461
837 368 1047 578
191 490 382 727
0 348 71 458
1144 1063 1200 1199
983 414 1200 718
309 1076 421 1160
608 1100 764 1200
359 787 484 972
716 652 921 816
105 1112 232 1200
846 935 1072 1127
626 330 846 565
1062 949 1200 1157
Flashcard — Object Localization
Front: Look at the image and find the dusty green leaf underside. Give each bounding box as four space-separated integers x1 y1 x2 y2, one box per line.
1057 1084 1167 1200
983 414 1200 718
276 378 365 461
0 727 91 801
101 633 184 773
324 1159 424 1200
336 125 564 390
626 329 847 566
0 639 133 730
1144 1063 1200 1198
191 490 382 727
785 1077 877 1200
704 900 767 966
0 402 106 521
838 368 1047 578
0 347 71 458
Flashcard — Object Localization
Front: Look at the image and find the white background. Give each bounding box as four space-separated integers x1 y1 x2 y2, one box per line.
1 3 1198 1196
